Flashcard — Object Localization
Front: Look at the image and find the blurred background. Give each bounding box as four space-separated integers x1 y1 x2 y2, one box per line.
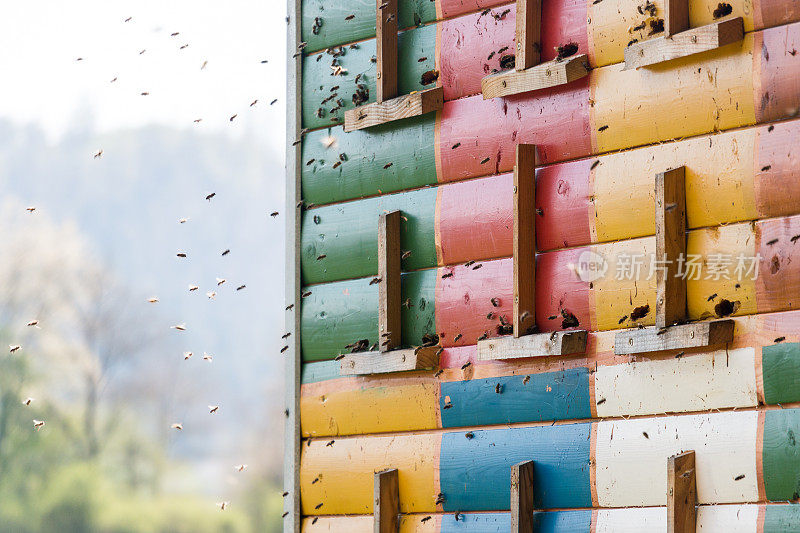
0 1 287 531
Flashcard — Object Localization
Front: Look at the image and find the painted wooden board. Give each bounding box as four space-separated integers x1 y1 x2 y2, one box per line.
301 214 800 361
300 310 800 437
302 0 800 69
300 408 800 515
302 23 800 205
302 120 800 285
302 505 800 532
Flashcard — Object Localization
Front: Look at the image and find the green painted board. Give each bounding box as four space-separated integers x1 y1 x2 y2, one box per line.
301 187 437 284
300 0 437 53
301 24 438 130
763 409 800 502
764 504 800 532
301 116 437 205
763 343 800 405
300 270 437 361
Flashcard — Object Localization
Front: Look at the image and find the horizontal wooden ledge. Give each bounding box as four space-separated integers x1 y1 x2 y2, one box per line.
623 18 744 70
339 346 440 375
343 87 443 132
477 330 588 361
614 319 735 355
481 54 589 99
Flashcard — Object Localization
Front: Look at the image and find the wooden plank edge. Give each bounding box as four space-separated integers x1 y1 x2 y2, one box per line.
343 87 443 132
623 17 744 70
374 468 400 533
476 330 588 360
480 54 589 100
284 0 302 529
614 319 735 355
339 346 441 375
667 451 697 533
511 460 535 533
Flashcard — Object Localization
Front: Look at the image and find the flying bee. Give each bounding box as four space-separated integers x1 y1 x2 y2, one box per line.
302 291 312 298
177 252 187 258
171 423 183 430
189 285 199 291
209 405 219 414
27 320 40 327
369 277 382 285
495 383 502 393
201 60 208 69
235 464 247 472
217 502 229 510
23 398 33 406
179 217 189 223
171 324 187 331
33 420 45 430
326 440 334 447
401 250 412 260
180 44 189 50
171 32 180 37
270 211 279 217
184 352 193 360
222 249 230 256
9 345 20 353
460 361 471 370
250 100 258 107
217 278 226 286
26 207 36 212
236 285 246 291
454 333 462 342
230 114 238 121
491 297 500 307
94 149 103 159
140 92 149 96
206 291 216 299
523 375 530 385
193 118 202 123
139 49 146 55
441 272 453 279
206 192 216 201
203 353 213 362
281 346 289 353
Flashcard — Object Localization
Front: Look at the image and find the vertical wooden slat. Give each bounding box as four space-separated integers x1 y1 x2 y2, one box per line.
511 461 535 533
515 0 541 71
376 0 398 103
655 166 687 329
665 0 689 37
667 451 697 533
374 468 399 533
378 211 402 351
284 0 302 529
514 145 537 337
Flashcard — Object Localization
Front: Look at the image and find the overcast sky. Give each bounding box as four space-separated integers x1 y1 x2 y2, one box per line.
0 0 287 148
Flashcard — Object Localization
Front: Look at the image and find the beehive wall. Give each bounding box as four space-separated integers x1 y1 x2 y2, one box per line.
290 0 800 530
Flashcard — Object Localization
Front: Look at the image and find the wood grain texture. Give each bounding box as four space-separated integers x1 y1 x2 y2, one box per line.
515 0 541 70
624 18 744 70
344 88 443 132
374 468 399 533
667 451 697 533
666 0 690 36
614 320 735 355
481 55 589 99
655 167 687 329
477 330 587 360
376 0 398 103
378 211 402 351
511 461 535 533
340 346 440 375
513 144 537 337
